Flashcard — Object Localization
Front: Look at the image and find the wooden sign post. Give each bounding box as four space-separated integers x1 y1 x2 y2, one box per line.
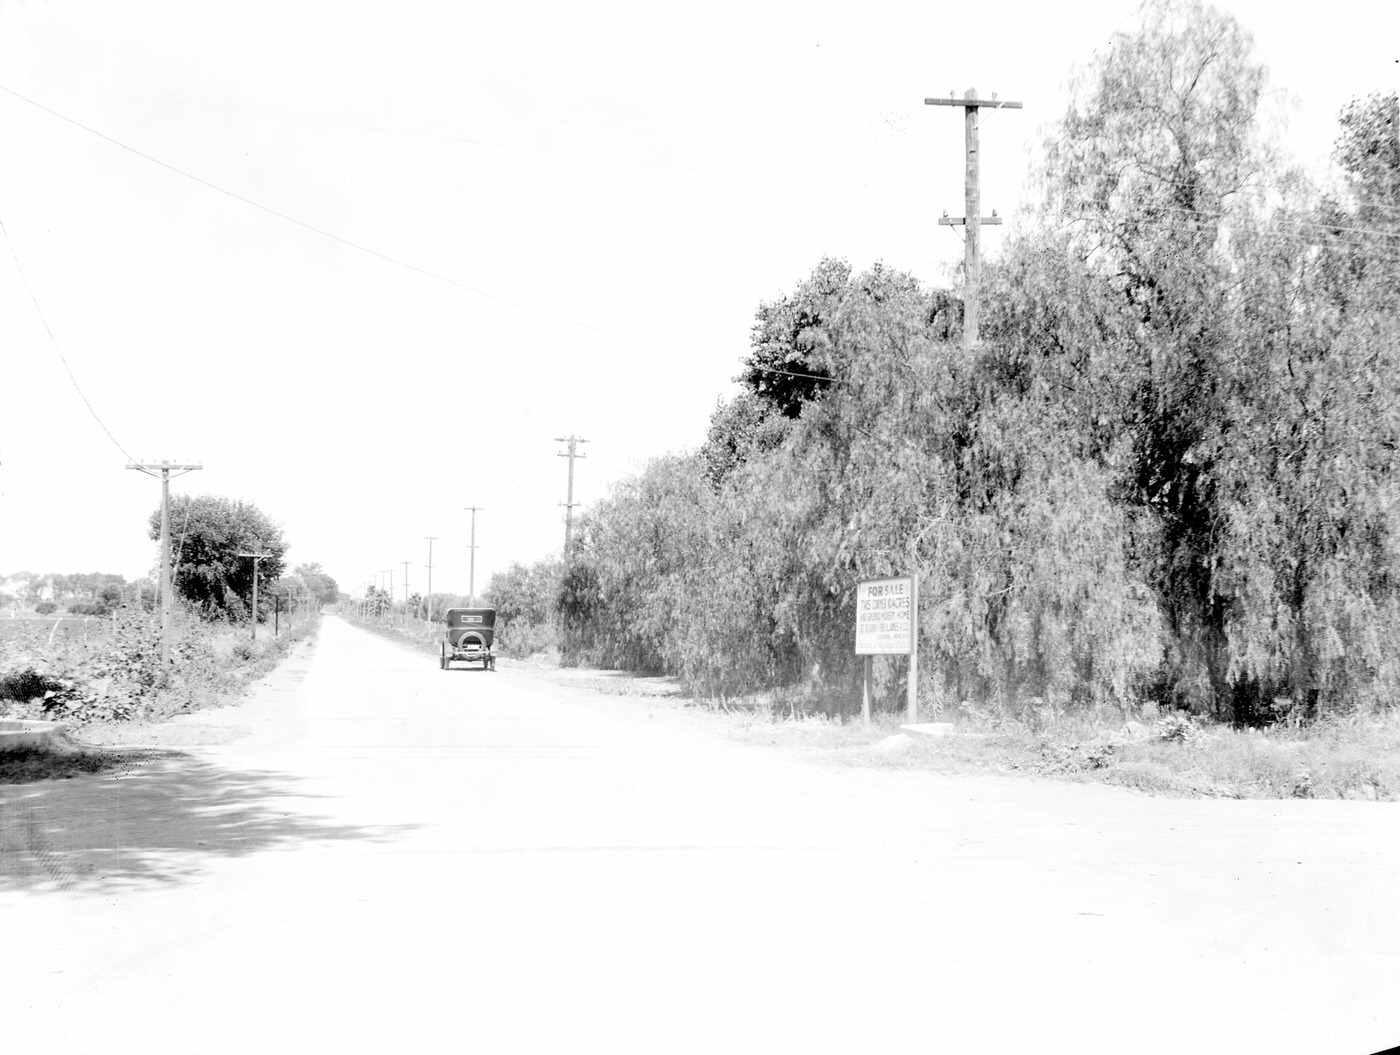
854 576 919 726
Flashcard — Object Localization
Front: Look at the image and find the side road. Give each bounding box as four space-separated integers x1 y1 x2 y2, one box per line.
1 615 1396 1055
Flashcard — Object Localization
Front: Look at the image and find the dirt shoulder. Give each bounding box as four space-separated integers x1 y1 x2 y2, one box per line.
508 659 1400 802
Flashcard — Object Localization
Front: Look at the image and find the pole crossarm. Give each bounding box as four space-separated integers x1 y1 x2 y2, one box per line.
925 97 1022 109
127 462 202 477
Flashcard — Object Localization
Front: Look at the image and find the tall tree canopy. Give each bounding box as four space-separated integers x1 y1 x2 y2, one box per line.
983 0 1400 720
149 496 287 619
548 0 1400 725
293 563 340 606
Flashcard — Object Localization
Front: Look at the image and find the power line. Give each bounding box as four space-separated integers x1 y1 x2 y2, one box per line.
0 83 668 351
1 215 133 461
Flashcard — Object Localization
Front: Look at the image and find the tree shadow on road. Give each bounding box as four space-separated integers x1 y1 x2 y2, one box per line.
0 751 417 894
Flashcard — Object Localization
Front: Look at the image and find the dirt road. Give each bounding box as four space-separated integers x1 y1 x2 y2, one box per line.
2 615 1397 1054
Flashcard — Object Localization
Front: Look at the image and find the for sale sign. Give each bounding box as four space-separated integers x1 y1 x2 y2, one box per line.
855 576 915 655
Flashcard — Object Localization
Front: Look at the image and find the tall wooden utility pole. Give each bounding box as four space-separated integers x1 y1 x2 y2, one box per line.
127 460 201 684
400 561 411 628
926 88 1021 349
236 549 272 641
463 506 484 603
555 435 588 555
423 536 438 623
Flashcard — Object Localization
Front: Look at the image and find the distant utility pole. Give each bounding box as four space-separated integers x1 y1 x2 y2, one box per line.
127 460 202 684
926 88 1022 349
237 549 272 641
381 569 393 620
463 507 484 603
423 536 438 623
555 435 588 555
400 561 411 628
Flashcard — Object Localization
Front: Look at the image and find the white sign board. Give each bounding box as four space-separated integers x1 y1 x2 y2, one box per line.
855 576 914 655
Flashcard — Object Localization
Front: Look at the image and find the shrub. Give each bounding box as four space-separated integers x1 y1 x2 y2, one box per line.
0 668 66 704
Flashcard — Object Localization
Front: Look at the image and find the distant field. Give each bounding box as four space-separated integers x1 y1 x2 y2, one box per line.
0 617 109 646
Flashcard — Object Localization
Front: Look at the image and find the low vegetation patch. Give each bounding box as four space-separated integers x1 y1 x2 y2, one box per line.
0 743 145 784
714 702 1400 800
0 609 319 732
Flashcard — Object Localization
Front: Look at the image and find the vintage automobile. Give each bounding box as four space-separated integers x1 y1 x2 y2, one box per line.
440 607 497 670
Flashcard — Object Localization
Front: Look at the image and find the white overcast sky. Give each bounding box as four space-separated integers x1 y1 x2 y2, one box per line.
2 0 1396 598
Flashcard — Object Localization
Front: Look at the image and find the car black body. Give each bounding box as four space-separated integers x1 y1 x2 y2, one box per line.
440 607 496 670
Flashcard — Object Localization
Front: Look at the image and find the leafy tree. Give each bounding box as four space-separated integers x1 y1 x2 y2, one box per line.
983 0 1270 717
738 258 849 417
980 3 1400 721
486 559 560 627
363 585 394 615
293 562 340 606
559 456 714 673
150 496 287 620
697 390 789 489
542 2 1400 726
1334 93 1400 223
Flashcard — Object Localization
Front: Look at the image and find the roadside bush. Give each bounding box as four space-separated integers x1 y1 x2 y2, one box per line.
496 617 556 658
0 668 66 705
34 601 57 615
0 605 319 725
485 558 561 658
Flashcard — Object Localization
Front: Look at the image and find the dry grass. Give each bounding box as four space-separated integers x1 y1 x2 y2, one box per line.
690 693 1400 800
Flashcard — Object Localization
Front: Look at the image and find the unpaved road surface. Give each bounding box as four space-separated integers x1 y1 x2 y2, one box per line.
3 616 1397 1054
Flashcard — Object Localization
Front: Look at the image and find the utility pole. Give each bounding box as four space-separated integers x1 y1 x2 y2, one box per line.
237 549 272 640
400 561 410 628
926 88 1021 349
127 460 201 685
423 536 438 623
463 507 484 603
555 435 588 555
381 569 393 621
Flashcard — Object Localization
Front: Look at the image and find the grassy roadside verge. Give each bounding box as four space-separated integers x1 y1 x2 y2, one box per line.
0 610 320 782
726 710 1400 800
339 612 441 657
531 665 1400 801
